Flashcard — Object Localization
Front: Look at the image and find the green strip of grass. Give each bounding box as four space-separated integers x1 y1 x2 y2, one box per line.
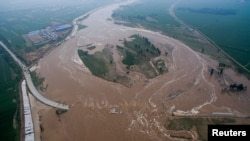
165 117 236 141
78 50 108 77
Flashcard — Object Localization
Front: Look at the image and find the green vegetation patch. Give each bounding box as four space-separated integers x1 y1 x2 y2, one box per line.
78 48 132 87
87 46 96 50
125 34 161 59
117 34 162 78
0 47 22 141
78 24 87 31
78 50 109 77
56 109 68 116
154 59 168 74
30 71 46 91
165 117 236 140
122 50 135 66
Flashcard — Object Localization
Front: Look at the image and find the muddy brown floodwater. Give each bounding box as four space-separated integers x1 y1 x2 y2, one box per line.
32 0 250 140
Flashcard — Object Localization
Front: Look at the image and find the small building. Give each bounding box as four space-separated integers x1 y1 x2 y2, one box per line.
28 30 40 36
54 24 72 32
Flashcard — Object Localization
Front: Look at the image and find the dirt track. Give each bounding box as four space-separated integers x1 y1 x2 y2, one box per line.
34 0 250 140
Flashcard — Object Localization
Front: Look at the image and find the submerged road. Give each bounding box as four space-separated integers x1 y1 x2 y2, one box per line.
0 41 69 110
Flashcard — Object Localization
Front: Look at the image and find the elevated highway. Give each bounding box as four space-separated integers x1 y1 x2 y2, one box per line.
0 41 69 110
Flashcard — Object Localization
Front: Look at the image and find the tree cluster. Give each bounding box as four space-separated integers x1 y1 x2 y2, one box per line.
229 83 247 92
221 83 247 93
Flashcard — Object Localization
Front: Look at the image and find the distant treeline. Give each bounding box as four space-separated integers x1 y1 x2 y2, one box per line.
177 8 237 15
0 34 11 46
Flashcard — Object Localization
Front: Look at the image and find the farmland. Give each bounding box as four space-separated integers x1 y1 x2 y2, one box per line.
0 7 89 51
0 0 116 64
0 46 22 141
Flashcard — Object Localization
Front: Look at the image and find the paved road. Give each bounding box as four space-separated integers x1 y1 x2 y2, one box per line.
22 80 35 141
0 41 26 68
0 41 69 110
24 72 69 109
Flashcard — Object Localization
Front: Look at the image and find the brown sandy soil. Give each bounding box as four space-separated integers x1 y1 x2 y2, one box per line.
33 0 250 140
23 44 51 62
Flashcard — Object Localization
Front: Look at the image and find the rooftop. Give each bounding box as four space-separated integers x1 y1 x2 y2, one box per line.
54 24 72 31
